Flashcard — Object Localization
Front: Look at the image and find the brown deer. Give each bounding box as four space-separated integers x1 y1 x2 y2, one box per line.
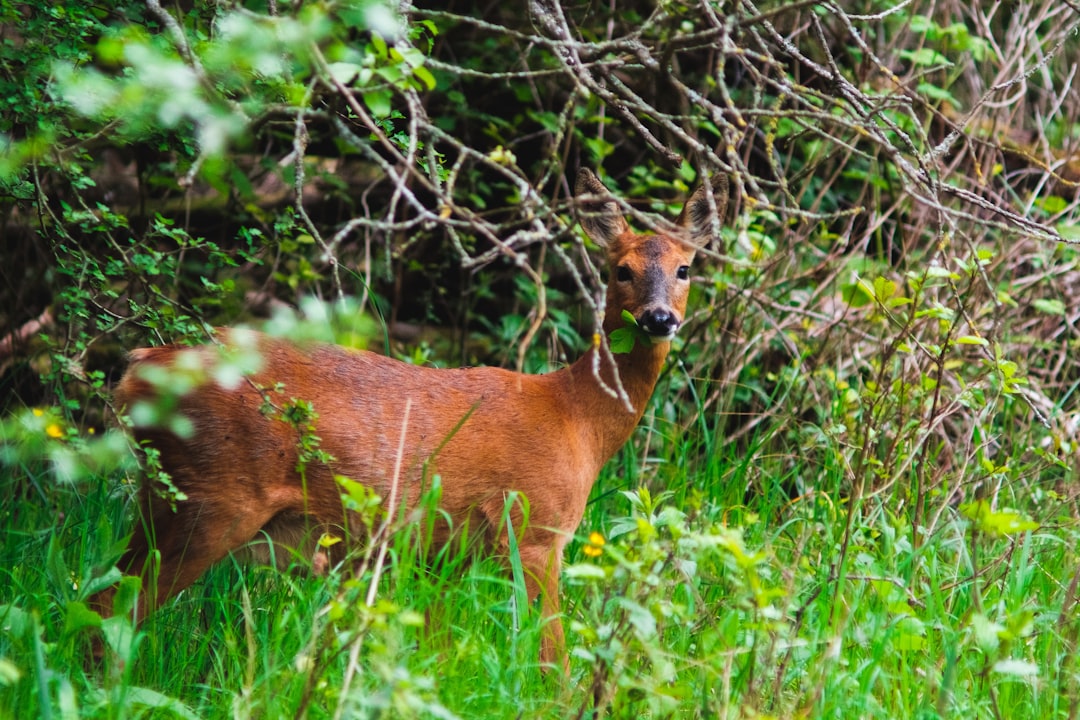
97 168 728 671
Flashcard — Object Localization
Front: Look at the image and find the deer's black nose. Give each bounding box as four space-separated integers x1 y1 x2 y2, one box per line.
639 309 680 338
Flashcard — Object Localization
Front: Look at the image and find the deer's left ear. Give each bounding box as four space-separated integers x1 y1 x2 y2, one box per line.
575 169 630 247
677 173 730 248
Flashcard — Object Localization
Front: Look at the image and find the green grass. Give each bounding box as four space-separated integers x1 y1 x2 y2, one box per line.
2 383 1077 719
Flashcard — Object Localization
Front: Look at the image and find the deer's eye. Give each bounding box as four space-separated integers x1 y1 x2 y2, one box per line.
616 266 632 282
676 265 690 280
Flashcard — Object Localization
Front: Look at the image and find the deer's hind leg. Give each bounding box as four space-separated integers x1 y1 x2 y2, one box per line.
95 473 303 621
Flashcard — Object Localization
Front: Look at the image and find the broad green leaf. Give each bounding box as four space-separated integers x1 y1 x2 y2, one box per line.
873 276 896 302
362 88 392 117
610 310 643 353
609 327 636 354
101 615 135 659
63 601 102 635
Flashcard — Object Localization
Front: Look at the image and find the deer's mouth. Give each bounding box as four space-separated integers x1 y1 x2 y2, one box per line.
637 308 682 339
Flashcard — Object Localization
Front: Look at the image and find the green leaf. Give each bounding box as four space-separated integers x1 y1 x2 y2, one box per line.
609 327 636 354
1039 195 1067 214
872 276 896 302
362 88 392 117
900 47 952 67
840 279 874 308
956 335 988 346
1032 298 1065 316
909 15 934 33
609 310 644 354
326 62 363 85
917 82 957 104
926 266 960 280
101 615 136 659
0 604 33 637
112 575 143 617
960 500 1038 536
369 32 389 60
1057 224 1080 242
0 658 20 686
120 687 200 720
63 601 102 635
614 597 657 639
896 632 927 651
412 64 437 91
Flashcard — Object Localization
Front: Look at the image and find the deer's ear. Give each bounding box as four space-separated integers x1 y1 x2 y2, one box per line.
575 169 630 247
677 172 730 248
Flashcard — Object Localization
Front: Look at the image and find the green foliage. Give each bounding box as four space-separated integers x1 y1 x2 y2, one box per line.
608 309 648 354
1 0 1080 717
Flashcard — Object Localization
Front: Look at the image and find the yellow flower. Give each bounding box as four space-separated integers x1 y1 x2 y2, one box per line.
583 531 605 558
32 408 44 417
45 423 63 439
317 533 342 548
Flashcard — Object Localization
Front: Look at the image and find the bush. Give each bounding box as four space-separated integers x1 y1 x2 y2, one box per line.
1 0 1079 717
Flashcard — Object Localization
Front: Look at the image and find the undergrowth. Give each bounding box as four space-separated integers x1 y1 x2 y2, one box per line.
1 377 1076 718
3 0 1080 717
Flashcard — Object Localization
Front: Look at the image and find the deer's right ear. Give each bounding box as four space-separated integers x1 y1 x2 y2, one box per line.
678 172 730 249
575 169 630 247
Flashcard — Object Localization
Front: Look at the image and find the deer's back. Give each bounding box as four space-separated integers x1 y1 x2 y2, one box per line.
115 330 596 541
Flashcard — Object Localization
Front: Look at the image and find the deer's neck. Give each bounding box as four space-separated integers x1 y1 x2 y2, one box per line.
562 312 669 465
